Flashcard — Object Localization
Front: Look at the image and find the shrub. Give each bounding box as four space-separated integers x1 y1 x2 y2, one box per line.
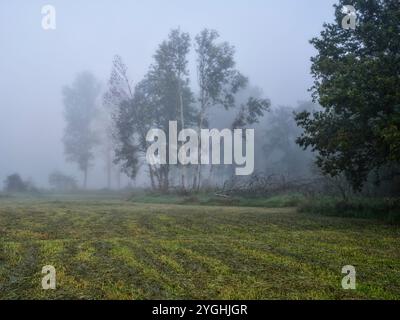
298 197 400 224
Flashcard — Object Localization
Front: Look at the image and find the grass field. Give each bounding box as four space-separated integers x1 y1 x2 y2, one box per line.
0 194 399 300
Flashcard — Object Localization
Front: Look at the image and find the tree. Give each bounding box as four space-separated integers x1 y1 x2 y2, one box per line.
193 29 248 188
62 71 100 189
113 30 196 191
295 0 400 191
48 171 78 191
194 29 270 188
195 29 248 119
112 28 269 191
4 174 27 192
103 55 135 189
154 29 192 189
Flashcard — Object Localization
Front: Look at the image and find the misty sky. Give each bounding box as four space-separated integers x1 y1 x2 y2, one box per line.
0 0 337 188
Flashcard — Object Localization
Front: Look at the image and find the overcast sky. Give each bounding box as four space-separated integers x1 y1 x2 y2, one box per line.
0 0 337 187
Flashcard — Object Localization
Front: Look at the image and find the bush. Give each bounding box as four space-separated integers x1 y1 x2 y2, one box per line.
298 197 400 224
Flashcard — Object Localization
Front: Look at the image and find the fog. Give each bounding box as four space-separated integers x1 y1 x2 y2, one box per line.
0 0 336 188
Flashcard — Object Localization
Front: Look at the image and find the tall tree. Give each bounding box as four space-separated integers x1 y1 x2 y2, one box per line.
193 29 246 188
103 55 135 189
112 29 269 191
112 32 195 191
194 29 269 188
195 29 248 130
296 0 400 191
63 71 100 188
154 29 192 189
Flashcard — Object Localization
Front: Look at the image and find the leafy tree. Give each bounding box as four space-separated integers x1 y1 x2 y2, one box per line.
4 173 27 192
155 29 191 129
296 0 400 190
194 29 260 188
113 28 270 191
154 29 192 189
195 29 248 126
113 31 195 191
62 71 100 189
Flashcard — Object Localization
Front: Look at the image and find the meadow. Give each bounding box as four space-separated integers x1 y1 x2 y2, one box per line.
0 193 399 300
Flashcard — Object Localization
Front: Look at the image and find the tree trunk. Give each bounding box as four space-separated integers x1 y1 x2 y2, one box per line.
195 109 205 190
148 164 156 190
106 146 112 189
208 165 214 182
116 169 121 190
153 167 163 190
163 166 170 192
178 80 186 191
83 168 88 189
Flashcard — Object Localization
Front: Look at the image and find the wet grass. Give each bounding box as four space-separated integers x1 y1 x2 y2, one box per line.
128 192 304 208
0 195 399 299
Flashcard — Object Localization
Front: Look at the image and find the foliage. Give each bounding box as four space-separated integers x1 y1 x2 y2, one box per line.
298 196 400 223
231 97 271 129
195 29 248 114
295 0 400 191
111 28 270 191
113 29 196 190
194 29 270 188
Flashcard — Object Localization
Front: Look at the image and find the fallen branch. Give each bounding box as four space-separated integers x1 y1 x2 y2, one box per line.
214 193 231 199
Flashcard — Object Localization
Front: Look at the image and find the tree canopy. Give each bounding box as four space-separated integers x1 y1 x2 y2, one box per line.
296 0 400 190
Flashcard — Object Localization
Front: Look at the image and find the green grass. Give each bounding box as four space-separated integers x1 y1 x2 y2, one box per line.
128 192 304 208
0 194 399 300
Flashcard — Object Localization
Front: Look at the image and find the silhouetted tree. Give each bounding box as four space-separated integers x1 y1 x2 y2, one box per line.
4 173 27 192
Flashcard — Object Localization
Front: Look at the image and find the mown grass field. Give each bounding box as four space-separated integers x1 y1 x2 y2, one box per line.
0 194 399 300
